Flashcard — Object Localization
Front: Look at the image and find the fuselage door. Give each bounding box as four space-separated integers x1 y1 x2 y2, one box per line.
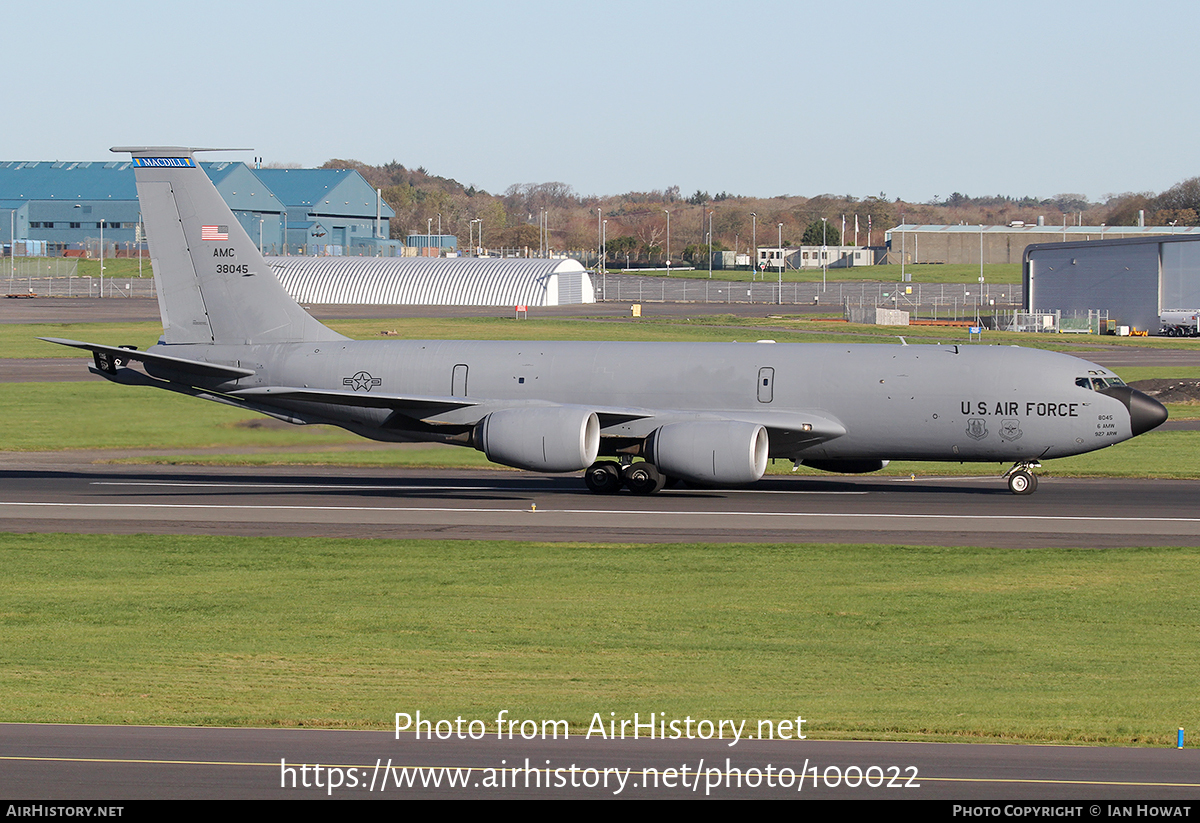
452 363 469 397
757 367 774 403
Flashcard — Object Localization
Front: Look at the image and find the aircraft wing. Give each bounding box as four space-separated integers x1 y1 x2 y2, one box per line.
229 387 665 427
39 337 255 380
712 410 846 440
637 409 847 451
230 387 842 443
229 385 479 414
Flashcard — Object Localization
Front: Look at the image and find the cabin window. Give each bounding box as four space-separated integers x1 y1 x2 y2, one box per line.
757 367 774 403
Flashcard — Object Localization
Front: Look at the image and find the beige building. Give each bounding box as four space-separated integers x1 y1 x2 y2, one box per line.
757 245 876 271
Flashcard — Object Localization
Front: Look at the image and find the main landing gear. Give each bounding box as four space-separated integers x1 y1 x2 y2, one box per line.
1002 461 1042 495
583 460 669 495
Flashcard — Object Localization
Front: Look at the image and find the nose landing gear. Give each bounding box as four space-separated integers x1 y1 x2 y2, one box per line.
1003 461 1042 495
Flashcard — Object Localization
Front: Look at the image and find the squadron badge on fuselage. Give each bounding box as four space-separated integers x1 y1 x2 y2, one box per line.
999 419 1023 442
965 418 988 440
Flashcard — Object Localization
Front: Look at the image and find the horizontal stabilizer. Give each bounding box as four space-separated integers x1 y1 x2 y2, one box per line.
39 337 255 380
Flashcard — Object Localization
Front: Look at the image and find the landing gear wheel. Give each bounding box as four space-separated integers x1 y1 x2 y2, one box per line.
1007 470 1037 495
584 461 623 494
623 462 667 495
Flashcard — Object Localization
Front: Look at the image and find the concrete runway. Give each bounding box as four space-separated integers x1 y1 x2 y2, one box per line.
3 722 1197 800
3 461 1200 547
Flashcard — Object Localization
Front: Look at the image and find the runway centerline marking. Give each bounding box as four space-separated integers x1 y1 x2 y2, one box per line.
89 481 868 495
4 500 1200 525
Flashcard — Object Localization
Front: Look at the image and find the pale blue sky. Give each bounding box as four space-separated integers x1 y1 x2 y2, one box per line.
8 0 1196 202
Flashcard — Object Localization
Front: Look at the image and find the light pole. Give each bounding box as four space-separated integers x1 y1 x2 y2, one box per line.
777 223 783 287
602 219 608 297
750 212 756 279
602 219 608 274
821 216 827 293
99 216 105 298
708 210 713 279
663 209 670 268
979 224 984 287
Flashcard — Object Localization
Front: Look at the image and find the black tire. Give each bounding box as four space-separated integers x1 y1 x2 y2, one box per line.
623 462 666 495
584 461 623 494
1007 470 1037 495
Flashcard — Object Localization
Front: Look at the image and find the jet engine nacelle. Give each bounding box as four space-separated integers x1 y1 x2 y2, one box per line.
647 421 769 485
475 406 600 472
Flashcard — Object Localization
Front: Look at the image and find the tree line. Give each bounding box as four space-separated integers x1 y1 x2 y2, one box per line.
321 158 1199 263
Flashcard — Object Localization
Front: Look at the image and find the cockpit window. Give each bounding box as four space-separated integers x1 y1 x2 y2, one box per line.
1076 376 1126 390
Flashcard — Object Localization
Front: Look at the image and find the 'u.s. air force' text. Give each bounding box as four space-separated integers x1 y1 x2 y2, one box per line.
961 401 1079 417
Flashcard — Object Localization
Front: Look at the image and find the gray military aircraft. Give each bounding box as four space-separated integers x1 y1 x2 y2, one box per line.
43 147 1167 495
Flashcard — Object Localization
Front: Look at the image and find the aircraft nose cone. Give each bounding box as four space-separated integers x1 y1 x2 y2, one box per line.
1099 385 1168 436
1128 388 1169 436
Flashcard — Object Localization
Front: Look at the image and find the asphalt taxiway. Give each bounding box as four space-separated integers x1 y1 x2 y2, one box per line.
3 722 1197 800
2 461 1198 547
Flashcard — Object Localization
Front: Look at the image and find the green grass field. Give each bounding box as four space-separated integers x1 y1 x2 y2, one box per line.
1 533 1194 745
10 313 1200 361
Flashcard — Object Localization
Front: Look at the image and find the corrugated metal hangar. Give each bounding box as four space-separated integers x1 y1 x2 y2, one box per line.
268 255 595 306
0 160 397 256
1024 234 1200 333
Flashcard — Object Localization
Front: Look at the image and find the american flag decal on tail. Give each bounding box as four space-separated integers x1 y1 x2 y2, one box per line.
201 225 229 241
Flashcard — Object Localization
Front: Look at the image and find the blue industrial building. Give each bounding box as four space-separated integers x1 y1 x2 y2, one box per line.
254 168 397 255
0 160 399 257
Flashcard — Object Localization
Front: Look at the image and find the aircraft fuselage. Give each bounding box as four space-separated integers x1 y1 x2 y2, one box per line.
148 338 1136 464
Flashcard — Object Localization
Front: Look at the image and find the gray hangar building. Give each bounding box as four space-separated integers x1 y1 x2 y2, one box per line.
1024 234 1200 333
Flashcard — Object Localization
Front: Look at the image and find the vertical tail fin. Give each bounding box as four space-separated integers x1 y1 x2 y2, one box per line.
113 146 343 345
